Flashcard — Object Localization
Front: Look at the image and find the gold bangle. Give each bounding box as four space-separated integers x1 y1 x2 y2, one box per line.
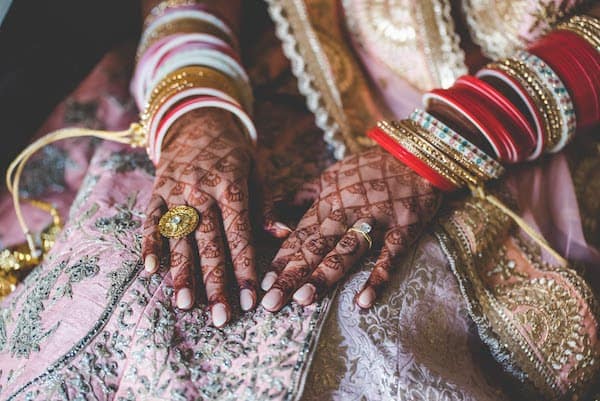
557 24 600 51
147 66 242 105
137 18 235 60
392 120 480 187
406 119 492 182
486 59 562 152
142 66 243 124
378 120 472 188
558 15 600 51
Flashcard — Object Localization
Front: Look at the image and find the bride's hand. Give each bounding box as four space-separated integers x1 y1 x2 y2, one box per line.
260 146 441 311
142 108 256 327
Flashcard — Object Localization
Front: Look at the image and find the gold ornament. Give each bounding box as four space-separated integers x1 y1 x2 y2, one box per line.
159 205 200 238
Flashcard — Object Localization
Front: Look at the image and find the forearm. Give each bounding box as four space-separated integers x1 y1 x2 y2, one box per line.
141 0 241 33
133 0 254 165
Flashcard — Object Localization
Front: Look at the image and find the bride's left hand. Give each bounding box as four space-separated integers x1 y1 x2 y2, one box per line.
260 146 442 311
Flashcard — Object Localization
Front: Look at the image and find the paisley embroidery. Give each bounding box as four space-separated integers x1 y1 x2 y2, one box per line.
8 261 66 359
437 196 600 400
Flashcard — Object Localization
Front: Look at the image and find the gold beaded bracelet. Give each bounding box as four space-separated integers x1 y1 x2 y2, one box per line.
141 66 243 125
391 120 480 187
404 118 492 182
558 15 600 51
378 120 474 188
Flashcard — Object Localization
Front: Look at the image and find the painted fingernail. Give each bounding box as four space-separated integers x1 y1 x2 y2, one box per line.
261 272 278 291
144 255 158 273
240 289 255 311
293 283 315 305
212 303 229 327
176 288 193 309
261 289 283 311
357 287 375 308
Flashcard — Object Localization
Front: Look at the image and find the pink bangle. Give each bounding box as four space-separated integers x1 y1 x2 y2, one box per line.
132 33 231 107
149 96 257 164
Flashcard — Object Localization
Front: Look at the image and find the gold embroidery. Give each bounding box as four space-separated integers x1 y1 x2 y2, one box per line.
266 0 387 159
342 0 467 90
462 0 588 59
437 195 600 400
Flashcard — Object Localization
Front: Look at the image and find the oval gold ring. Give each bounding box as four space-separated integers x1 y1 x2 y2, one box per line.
348 221 373 249
158 205 200 239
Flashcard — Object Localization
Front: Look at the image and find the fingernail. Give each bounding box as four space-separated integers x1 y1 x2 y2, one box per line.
293 283 315 305
274 222 293 233
144 255 158 273
261 289 283 311
176 288 193 309
357 287 375 308
240 289 255 311
261 272 278 291
212 303 229 327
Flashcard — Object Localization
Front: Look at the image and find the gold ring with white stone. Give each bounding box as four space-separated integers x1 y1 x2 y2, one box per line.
159 205 200 239
348 221 373 249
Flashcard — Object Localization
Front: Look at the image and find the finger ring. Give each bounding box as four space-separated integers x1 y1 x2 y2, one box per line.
159 205 200 238
348 221 373 249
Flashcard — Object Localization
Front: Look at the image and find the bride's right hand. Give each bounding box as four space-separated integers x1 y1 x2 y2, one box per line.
141 108 257 328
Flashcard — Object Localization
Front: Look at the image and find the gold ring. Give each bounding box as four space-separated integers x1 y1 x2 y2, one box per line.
348 222 373 249
158 205 200 238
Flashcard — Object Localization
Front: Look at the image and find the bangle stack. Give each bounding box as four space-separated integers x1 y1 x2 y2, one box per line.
131 0 255 165
369 13 599 191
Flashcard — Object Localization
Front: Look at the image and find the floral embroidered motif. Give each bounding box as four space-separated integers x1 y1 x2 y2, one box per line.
100 151 155 176
63 99 103 129
19 146 72 198
8 261 66 358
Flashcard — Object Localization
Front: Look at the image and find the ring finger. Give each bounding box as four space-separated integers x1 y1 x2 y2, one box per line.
293 218 375 306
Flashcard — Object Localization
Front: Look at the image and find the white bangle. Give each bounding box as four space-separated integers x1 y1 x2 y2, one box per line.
150 96 257 164
132 33 230 107
147 87 242 158
150 48 253 112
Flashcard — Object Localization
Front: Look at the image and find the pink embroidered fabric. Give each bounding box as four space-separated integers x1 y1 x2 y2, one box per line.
0 5 598 401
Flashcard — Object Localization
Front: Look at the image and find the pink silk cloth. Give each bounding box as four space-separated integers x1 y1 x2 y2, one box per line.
0 4 599 401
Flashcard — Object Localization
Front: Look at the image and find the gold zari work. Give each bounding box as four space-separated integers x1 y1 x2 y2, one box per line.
462 0 589 58
265 0 389 159
436 196 600 400
342 0 467 90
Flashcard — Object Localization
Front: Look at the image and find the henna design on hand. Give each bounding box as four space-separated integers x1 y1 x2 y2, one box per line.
143 108 257 324
263 146 442 312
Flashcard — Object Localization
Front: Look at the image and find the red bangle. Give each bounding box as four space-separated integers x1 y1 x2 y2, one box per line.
455 75 537 160
528 30 600 130
531 32 599 125
424 76 533 163
367 127 457 191
476 66 546 160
